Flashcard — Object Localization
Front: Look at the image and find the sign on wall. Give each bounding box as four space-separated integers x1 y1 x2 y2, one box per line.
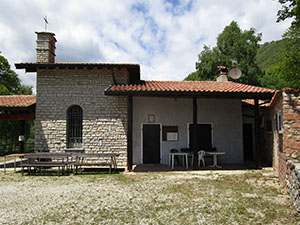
167 132 178 141
163 126 178 141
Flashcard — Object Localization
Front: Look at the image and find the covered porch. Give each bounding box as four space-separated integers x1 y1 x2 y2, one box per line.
0 95 36 153
105 80 275 170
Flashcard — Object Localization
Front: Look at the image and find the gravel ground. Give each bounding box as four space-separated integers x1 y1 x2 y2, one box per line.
0 168 298 224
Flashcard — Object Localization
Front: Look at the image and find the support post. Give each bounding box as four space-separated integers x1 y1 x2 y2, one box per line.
254 99 262 168
19 120 25 153
192 97 198 169
127 95 133 171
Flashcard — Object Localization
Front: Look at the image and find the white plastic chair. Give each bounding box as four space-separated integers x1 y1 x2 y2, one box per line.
198 150 206 167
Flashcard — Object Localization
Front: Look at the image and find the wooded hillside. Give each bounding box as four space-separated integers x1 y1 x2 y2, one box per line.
256 39 288 72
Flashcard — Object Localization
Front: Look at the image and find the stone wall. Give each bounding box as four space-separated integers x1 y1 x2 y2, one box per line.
270 89 300 212
35 67 129 167
282 89 300 212
287 161 300 212
282 89 300 161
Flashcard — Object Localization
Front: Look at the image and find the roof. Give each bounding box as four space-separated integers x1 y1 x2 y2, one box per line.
266 88 300 108
105 80 275 99
283 87 300 93
242 99 271 107
0 95 36 108
15 62 140 72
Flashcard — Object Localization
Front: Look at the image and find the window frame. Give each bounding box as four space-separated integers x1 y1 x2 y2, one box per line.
67 105 83 148
275 110 282 132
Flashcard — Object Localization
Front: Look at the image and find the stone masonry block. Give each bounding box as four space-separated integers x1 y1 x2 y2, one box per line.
290 142 300 150
284 113 295 120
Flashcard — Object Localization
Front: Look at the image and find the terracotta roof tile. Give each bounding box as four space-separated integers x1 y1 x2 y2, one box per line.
283 87 300 93
106 81 275 98
0 95 36 108
242 99 271 107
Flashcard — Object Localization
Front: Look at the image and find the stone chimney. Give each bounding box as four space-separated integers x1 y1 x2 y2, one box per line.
35 32 56 63
216 66 228 82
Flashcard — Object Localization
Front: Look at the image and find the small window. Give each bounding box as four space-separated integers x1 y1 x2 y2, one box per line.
275 111 282 131
67 105 83 148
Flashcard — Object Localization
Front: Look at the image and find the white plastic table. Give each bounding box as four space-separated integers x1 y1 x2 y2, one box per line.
206 152 225 168
169 152 188 169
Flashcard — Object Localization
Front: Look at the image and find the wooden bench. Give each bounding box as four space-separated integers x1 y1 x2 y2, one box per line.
20 153 71 176
72 153 119 174
20 152 119 175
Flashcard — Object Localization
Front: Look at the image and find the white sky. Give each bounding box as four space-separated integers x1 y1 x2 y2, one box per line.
0 0 291 93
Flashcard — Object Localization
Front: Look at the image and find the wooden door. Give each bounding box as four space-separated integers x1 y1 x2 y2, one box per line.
143 124 160 164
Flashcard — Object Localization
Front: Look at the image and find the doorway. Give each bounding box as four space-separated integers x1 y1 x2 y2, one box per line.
243 123 253 161
142 124 161 164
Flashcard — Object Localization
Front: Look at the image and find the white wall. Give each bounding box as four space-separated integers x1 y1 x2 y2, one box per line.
133 97 244 165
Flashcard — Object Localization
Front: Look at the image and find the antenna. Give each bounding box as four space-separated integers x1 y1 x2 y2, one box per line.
231 59 238 67
229 58 242 80
229 67 242 80
43 16 48 31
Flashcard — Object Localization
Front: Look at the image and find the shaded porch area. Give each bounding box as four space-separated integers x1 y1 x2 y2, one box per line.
0 95 36 154
132 162 260 172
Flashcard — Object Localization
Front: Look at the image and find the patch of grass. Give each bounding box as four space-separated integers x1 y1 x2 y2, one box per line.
0 170 299 224
112 172 138 184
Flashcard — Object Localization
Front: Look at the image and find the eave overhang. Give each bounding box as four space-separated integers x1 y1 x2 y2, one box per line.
15 62 140 73
105 89 275 100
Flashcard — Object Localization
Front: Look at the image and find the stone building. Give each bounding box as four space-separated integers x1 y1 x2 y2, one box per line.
265 89 300 212
16 32 276 169
16 32 140 167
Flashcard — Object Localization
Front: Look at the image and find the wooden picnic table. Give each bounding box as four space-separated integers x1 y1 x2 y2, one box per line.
3 153 25 174
20 152 71 176
72 153 119 174
19 152 119 175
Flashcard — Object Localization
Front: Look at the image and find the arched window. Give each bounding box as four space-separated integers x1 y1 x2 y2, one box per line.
67 105 83 148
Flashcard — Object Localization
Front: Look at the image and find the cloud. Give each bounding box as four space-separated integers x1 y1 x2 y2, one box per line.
0 0 291 93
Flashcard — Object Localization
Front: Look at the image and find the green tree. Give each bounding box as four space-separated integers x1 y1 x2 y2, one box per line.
0 56 19 94
0 55 32 95
256 39 289 71
260 63 287 90
184 70 200 81
261 0 300 89
185 21 263 86
260 39 300 89
278 0 300 88
277 0 300 38
194 45 220 81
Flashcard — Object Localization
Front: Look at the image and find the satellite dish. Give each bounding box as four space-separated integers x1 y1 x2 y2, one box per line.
229 68 242 80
